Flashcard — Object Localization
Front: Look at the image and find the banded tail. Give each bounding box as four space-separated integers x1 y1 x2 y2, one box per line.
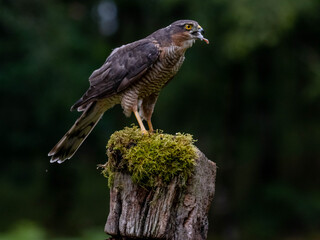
48 102 103 163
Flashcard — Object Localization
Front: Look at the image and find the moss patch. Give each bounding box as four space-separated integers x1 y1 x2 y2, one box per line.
101 126 197 188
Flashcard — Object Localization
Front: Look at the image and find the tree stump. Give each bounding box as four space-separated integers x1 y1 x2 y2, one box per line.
104 149 216 240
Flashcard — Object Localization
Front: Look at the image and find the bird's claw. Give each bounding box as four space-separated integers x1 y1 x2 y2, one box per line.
141 129 149 135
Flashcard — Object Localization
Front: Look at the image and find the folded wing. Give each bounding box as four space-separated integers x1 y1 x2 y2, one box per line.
71 39 160 111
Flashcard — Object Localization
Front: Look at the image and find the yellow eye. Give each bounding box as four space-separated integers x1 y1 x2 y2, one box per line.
185 24 193 30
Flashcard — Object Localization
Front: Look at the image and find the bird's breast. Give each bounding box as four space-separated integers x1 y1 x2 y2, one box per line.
136 46 185 98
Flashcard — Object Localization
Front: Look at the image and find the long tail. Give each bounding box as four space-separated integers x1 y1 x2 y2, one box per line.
48 102 103 163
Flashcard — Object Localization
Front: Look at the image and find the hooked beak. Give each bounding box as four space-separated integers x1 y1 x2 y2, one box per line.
192 27 209 44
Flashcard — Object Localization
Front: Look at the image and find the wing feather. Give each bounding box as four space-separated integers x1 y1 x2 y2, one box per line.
71 39 159 111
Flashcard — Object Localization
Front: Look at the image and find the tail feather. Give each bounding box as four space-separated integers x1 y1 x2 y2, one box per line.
48 102 103 163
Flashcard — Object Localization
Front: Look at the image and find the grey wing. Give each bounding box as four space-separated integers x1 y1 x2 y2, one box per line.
71 39 160 111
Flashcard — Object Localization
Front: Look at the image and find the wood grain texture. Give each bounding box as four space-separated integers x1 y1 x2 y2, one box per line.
105 149 216 240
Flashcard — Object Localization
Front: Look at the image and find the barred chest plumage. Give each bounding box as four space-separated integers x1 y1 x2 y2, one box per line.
136 45 185 98
120 45 186 117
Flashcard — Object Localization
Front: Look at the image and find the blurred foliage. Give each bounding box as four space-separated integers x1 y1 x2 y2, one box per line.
0 221 108 240
0 0 319 239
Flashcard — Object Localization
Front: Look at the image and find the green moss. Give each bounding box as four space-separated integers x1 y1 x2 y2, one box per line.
101 126 197 188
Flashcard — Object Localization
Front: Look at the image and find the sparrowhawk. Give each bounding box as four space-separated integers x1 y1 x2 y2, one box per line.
48 19 209 163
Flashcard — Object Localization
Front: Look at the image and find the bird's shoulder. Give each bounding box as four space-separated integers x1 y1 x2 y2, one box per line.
109 38 160 61
88 38 160 85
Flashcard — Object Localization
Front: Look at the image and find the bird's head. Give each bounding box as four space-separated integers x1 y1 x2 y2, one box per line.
148 19 209 49
167 20 209 48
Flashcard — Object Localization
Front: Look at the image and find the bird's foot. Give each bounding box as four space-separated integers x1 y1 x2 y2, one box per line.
141 129 149 135
148 129 155 134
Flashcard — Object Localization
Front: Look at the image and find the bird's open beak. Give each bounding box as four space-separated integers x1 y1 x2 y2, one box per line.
193 27 209 44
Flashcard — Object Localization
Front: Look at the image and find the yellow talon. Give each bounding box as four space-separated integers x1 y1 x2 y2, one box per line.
141 129 149 135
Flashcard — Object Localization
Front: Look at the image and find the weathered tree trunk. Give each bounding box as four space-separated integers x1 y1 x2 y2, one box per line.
105 149 216 240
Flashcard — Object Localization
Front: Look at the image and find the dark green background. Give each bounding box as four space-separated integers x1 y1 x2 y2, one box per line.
1 0 319 239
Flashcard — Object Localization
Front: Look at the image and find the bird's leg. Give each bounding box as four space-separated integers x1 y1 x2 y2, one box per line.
133 110 148 134
139 93 158 133
147 118 154 133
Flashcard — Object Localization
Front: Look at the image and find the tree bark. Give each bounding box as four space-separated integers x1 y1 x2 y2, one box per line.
105 149 216 240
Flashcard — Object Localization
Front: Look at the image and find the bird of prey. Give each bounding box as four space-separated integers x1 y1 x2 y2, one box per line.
48 19 209 163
